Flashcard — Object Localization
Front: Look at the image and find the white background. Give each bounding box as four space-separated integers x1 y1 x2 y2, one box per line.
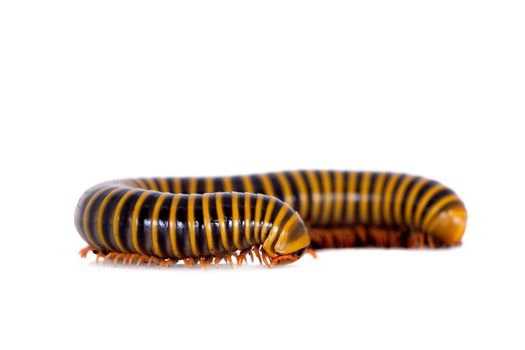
1 1 524 349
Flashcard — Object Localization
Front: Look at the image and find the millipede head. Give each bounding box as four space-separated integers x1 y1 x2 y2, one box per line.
262 212 311 265
426 202 467 245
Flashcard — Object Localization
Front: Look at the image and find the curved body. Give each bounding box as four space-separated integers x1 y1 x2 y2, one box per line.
75 170 467 265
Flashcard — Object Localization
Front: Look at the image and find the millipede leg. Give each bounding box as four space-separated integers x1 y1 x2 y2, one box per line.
136 255 147 266
261 251 271 268
252 246 262 265
113 253 125 267
213 256 223 268
305 247 317 259
79 245 95 258
103 252 117 265
198 257 213 269
95 250 105 263
224 254 234 268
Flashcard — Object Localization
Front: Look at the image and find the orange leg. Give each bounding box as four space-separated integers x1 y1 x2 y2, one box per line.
305 247 317 259
261 251 271 268
252 246 262 264
102 252 117 265
79 245 95 258
224 254 234 268
113 253 125 267
213 256 223 268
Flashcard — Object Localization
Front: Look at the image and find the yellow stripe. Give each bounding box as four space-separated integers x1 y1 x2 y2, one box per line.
345 172 358 224
241 175 254 193
82 186 111 246
393 175 414 225
382 173 401 225
232 192 242 250
422 194 459 230
112 189 137 252
244 193 253 245
223 177 233 192
281 211 300 234
202 193 215 254
131 191 150 254
404 178 429 226
414 184 445 227
261 197 277 241
144 178 159 191
216 193 230 250
372 172 387 225
151 193 168 258
173 178 182 193
259 174 275 197
306 170 322 223
290 171 309 218
320 170 333 224
359 172 372 223
159 178 169 193
205 177 214 193
276 172 294 208
168 195 181 257
96 187 121 250
187 194 199 256
265 204 291 248
332 171 344 224
188 178 198 194
254 194 264 243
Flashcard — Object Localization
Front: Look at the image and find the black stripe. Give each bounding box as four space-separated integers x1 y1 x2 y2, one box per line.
119 190 144 253
175 195 191 257
420 188 455 224
166 177 174 194
236 193 248 250
193 195 209 257
230 176 244 192
86 187 116 251
262 196 281 239
137 192 160 256
389 174 405 225
339 171 350 225
268 173 284 202
270 206 295 252
354 172 363 224
300 170 321 223
410 180 439 224
248 194 258 244
156 195 173 258
213 178 224 192
248 175 264 195
329 171 339 223
284 171 301 213
378 172 392 225
101 188 129 252
208 193 224 255
196 177 207 194
400 176 420 225
180 178 190 193
221 193 234 252
368 172 378 225
76 187 102 241
152 178 162 192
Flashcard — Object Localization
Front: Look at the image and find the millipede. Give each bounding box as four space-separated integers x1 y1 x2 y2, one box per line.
75 170 467 268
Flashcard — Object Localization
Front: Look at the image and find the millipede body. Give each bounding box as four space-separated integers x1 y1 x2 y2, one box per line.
74 170 467 267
